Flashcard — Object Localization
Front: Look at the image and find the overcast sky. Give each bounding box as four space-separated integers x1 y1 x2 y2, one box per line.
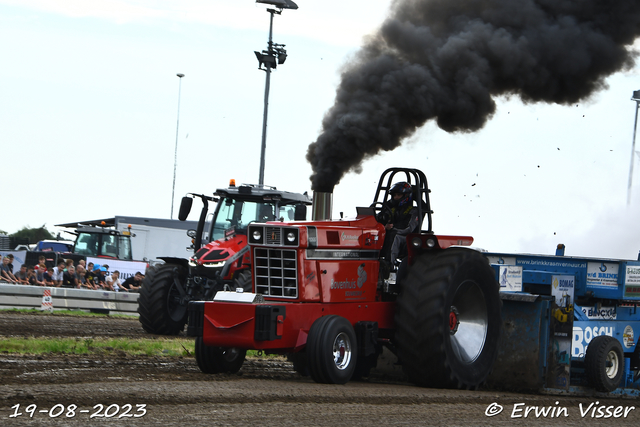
2 0 640 260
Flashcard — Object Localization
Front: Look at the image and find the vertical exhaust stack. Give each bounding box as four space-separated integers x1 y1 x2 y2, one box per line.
312 191 333 221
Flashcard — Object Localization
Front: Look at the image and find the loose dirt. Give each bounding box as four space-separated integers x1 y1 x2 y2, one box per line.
0 311 637 426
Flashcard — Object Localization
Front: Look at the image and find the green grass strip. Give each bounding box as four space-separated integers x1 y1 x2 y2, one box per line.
0 308 137 319
0 337 195 357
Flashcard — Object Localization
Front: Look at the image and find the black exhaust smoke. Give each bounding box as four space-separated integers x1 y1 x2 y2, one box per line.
306 0 640 191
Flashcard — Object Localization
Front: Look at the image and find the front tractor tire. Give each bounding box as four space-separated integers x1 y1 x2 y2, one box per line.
394 248 501 389
307 315 358 384
195 337 246 374
138 263 188 335
232 269 252 292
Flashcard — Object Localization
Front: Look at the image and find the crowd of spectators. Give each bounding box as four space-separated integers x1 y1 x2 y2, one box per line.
0 254 144 292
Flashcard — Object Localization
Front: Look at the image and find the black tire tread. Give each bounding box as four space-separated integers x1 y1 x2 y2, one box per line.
195 337 246 374
287 352 309 377
394 248 501 389
585 335 624 392
233 270 252 292
195 337 222 374
137 264 187 335
307 315 357 385
307 316 332 384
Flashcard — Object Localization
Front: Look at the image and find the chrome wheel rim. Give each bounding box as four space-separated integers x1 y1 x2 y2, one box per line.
449 280 488 364
332 332 352 370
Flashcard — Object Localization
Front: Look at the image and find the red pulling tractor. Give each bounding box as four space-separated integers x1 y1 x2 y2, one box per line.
187 168 502 388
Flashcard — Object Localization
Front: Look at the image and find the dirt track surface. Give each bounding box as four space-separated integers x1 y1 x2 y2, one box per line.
0 311 639 426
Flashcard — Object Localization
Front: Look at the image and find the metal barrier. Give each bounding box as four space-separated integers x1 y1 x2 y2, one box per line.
0 283 139 316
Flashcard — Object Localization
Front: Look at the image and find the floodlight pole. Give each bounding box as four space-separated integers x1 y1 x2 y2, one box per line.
628 91 640 205
258 9 277 186
171 73 185 219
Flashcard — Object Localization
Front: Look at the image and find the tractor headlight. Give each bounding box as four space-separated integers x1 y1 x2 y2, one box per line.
426 238 436 248
283 228 299 246
203 261 225 268
411 237 422 248
250 225 264 244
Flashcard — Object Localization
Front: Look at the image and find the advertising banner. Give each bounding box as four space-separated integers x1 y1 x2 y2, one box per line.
547 275 575 390
586 262 619 288
498 265 522 292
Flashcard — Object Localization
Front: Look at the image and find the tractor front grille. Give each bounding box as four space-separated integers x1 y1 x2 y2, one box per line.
254 248 298 298
265 227 282 245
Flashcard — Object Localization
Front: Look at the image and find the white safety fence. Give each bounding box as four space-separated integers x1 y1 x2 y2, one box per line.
0 283 139 316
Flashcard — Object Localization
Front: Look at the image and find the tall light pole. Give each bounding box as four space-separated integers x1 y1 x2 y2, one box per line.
628 90 640 206
254 0 297 186
171 73 185 219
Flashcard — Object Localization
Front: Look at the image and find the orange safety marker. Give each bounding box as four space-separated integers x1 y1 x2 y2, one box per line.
40 288 53 312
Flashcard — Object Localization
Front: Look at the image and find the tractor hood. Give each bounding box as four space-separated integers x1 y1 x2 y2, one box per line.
191 232 248 267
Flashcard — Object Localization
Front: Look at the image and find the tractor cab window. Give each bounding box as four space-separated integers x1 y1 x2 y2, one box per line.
73 231 132 260
212 198 271 241
101 234 119 258
74 232 99 256
117 235 132 260
279 204 301 221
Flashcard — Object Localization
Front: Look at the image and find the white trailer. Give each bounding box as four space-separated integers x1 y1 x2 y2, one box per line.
112 216 199 264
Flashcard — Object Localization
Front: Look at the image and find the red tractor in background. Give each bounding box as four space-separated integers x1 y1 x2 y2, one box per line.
187 168 502 389
137 180 311 335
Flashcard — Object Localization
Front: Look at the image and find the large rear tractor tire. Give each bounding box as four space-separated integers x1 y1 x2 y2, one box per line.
307 315 358 384
138 264 188 335
394 248 501 389
195 337 246 374
585 335 624 392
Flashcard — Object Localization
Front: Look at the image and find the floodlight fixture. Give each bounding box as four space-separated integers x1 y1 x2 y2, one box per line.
255 51 278 70
256 0 298 10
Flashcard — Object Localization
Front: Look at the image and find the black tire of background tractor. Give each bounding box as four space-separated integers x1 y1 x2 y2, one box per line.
233 269 253 292
195 337 247 374
286 352 309 376
306 315 358 385
585 335 624 392
394 248 501 390
137 264 188 335
216 347 247 374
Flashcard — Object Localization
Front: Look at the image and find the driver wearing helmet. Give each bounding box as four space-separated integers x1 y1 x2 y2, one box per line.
379 182 420 271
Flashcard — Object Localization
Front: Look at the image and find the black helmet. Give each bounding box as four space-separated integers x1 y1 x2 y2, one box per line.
389 182 412 207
